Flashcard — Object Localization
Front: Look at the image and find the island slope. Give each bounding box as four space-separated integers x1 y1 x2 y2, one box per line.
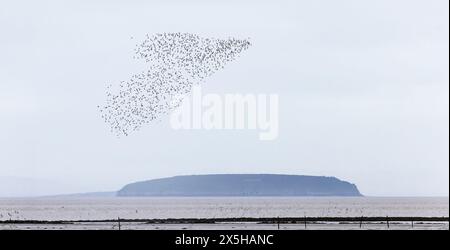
117 174 362 197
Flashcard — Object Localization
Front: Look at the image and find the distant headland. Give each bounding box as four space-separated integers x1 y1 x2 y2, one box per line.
117 174 362 197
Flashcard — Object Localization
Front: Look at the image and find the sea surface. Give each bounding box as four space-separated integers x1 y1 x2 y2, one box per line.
0 197 448 221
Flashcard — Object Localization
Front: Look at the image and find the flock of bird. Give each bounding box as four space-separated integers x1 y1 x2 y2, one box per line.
99 33 251 137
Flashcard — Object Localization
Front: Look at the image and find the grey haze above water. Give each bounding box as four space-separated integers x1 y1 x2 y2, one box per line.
0 0 448 197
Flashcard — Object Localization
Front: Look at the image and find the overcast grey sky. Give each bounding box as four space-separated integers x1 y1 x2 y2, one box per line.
0 0 448 196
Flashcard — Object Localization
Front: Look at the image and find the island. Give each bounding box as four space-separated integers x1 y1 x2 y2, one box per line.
117 174 362 197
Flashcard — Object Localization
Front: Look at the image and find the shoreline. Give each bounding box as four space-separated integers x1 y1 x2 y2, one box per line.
1 217 448 230
1 216 448 224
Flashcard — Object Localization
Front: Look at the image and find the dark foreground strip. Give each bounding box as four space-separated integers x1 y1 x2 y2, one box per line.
0 216 448 224
0 230 447 249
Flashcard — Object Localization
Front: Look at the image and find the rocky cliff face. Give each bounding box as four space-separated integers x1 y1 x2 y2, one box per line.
117 174 362 197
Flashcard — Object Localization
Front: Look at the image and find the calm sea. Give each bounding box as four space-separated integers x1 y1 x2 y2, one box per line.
0 197 448 221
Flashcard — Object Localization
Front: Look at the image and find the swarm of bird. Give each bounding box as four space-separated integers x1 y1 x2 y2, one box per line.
99 33 251 137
